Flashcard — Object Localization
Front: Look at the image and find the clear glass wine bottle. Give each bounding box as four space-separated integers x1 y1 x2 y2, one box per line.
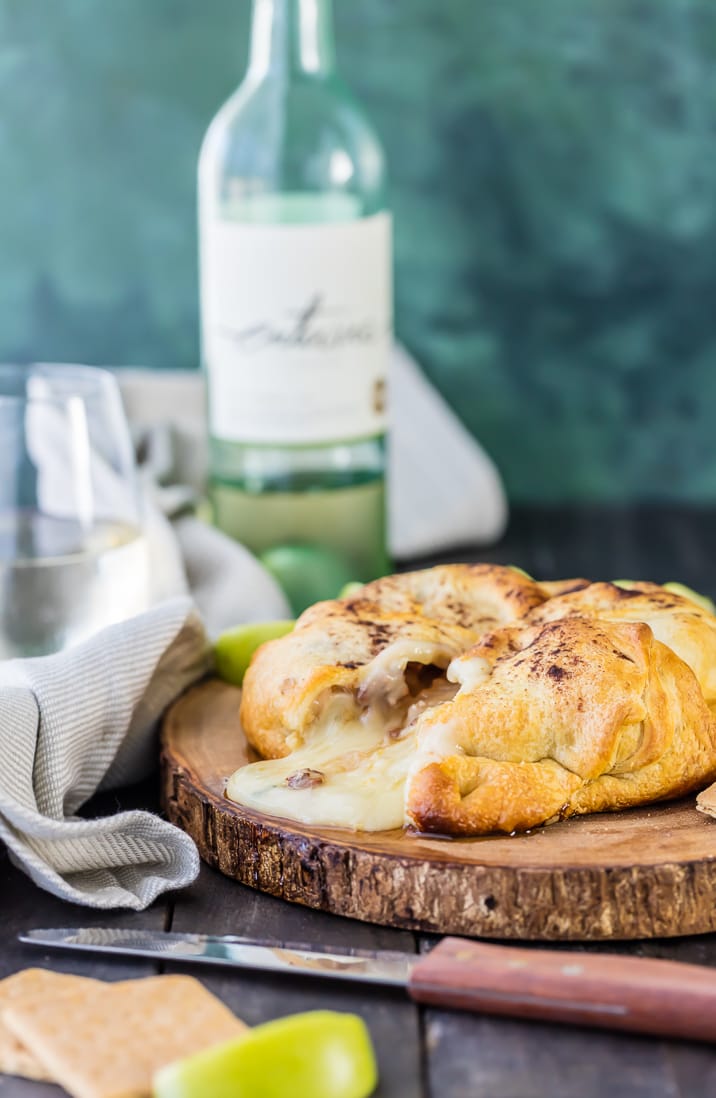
198 0 392 612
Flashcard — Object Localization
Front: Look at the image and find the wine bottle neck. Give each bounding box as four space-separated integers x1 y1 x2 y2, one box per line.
248 0 337 79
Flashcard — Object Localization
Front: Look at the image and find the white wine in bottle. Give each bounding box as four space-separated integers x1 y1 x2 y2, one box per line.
198 0 392 612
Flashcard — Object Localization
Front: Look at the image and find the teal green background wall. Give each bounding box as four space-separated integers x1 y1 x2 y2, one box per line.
2 0 716 502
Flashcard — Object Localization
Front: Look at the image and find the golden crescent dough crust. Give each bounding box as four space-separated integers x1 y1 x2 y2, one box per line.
240 564 546 758
526 580 716 704
236 567 716 836
406 616 716 834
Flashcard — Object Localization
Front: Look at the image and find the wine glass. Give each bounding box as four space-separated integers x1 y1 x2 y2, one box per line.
0 363 150 658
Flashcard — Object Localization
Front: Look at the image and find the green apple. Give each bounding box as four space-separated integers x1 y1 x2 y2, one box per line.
339 581 365 598
259 545 357 615
153 1010 378 1098
214 620 295 685
662 582 716 614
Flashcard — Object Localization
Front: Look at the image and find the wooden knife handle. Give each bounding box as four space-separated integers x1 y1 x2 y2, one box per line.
409 937 716 1042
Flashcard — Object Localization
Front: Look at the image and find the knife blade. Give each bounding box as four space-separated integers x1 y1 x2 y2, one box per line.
19 928 410 987
19 927 716 1044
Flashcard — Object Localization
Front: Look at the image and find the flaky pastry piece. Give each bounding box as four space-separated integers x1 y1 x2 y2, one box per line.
525 580 716 706
240 564 546 759
406 616 716 835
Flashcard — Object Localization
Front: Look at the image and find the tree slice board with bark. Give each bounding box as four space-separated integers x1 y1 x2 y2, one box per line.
160 678 716 941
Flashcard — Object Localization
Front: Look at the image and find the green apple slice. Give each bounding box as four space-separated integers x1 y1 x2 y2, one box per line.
153 1010 378 1098
339 581 366 598
214 620 295 686
662 582 716 614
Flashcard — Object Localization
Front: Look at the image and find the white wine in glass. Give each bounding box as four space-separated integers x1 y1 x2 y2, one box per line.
0 364 149 658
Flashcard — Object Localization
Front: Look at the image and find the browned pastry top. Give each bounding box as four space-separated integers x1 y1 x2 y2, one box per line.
234 567 716 835
240 563 546 758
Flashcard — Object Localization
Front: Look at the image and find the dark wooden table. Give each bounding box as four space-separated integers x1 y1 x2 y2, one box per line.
4 505 716 1098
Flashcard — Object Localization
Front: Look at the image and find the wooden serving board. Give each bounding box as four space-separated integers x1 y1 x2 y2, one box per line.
161 679 716 941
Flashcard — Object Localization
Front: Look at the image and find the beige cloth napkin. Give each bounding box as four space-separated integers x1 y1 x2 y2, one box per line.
0 434 297 909
0 600 208 910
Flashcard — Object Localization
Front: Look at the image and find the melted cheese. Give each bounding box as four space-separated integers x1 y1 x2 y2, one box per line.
226 712 416 831
227 670 458 832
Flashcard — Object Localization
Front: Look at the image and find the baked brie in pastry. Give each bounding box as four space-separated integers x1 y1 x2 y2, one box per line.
226 566 716 835
229 564 544 829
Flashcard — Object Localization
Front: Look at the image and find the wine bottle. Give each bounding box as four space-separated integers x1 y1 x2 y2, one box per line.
198 0 392 612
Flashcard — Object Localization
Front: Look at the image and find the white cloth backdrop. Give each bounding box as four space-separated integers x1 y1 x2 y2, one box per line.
118 344 508 559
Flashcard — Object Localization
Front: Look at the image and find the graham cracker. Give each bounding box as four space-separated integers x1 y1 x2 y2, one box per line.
697 780 716 818
0 968 98 1081
3 973 247 1098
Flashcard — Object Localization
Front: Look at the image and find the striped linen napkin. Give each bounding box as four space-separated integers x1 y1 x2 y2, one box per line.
0 600 207 910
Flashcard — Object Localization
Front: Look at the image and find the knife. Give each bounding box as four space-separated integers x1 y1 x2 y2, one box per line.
19 927 716 1043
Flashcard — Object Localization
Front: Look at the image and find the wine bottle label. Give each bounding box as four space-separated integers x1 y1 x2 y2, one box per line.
201 212 392 445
